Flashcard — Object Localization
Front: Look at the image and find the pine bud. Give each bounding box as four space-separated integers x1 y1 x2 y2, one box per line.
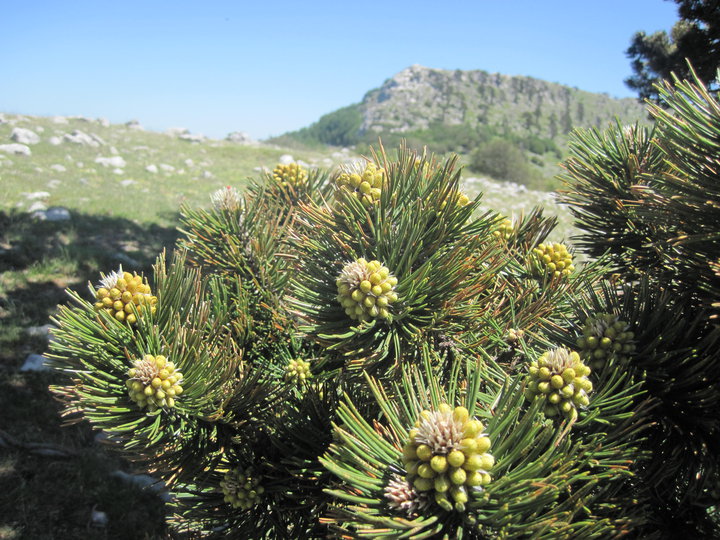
336 258 399 322
525 348 592 419
399 404 494 513
127 354 184 410
93 267 157 324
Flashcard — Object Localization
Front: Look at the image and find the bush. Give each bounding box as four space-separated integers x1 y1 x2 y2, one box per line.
47 69 720 538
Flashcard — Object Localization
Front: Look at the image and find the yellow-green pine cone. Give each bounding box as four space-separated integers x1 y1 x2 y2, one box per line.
220 466 265 510
126 354 184 411
399 404 494 513
530 243 575 279
335 161 386 208
438 189 471 211
93 267 157 324
576 313 636 370
284 358 312 384
272 162 308 188
524 348 592 419
492 218 515 241
336 258 398 322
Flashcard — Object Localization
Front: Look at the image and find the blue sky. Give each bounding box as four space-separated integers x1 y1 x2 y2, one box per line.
3 1 679 140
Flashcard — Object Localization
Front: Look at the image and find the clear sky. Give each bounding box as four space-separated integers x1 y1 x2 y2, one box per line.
2 1 679 140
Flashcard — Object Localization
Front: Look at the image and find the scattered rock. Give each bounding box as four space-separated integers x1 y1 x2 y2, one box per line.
278 154 294 165
50 164 67 172
125 120 143 130
25 324 55 342
20 353 49 372
51 116 69 124
120 179 136 187
90 133 106 146
30 204 46 216
145 164 158 174
112 168 124 175
90 507 108 528
202 170 214 179
0 143 31 156
63 130 98 147
109 146 119 155
48 136 62 145
184 158 194 167
166 127 189 137
159 163 175 172
31 206 71 221
97 118 110 127
95 156 126 168
47 179 62 189
226 131 253 144
10 127 40 145
25 191 50 200
0 113 6 124
179 133 205 143
110 471 172 502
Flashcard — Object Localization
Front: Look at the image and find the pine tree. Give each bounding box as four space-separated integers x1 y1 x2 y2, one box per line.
47 69 719 538
560 67 720 537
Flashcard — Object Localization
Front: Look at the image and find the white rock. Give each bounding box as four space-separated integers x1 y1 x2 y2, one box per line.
11 127 40 145
90 133 106 146
63 130 98 147
125 119 143 130
109 146 118 155
48 136 62 145
25 324 55 342
145 164 158 174
112 168 124 175
76 162 84 168
0 143 31 156
28 201 47 213
110 471 172 501
90 508 108 527
159 163 175 172
20 353 49 372
25 191 50 200
184 158 194 167
71 115 92 123
97 118 110 127
179 133 205 143
202 170 214 179
226 131 253 144
50 164 67 172
47 179 62 189
45 206 71 221
166 127 188 137
95 156 126 168
0 113 6 124
120 179 136 187
279 154 294 165
51 116 69 124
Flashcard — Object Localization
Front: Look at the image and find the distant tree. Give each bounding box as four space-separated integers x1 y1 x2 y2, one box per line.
625 0 720 102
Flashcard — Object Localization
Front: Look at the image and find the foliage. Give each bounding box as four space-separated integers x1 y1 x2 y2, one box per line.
625 0 720 102
45 68 720 540
561 68 720 536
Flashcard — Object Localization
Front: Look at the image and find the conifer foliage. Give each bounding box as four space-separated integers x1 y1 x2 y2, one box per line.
48 71 719 538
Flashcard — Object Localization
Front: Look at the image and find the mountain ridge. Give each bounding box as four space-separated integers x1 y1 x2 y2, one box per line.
275 65 647 160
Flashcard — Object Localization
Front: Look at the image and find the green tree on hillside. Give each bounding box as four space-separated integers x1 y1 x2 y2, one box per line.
626 0 720 102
